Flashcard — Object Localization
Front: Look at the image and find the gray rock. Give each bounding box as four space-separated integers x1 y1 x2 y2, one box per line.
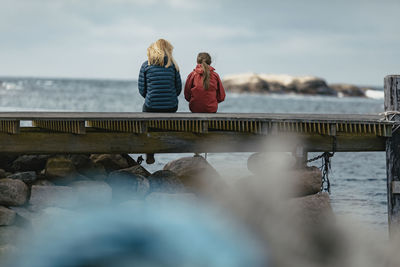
70 180 112 206
9 206 36 222
288 192 333 225
0 169 6 178
288 167 322 197
7 171 37 184
330 83 366 97
45 157 77 184
222 73 338 96
118 165 151 177
90 154 137 173
0 179 28 206
11 155 50 172
0 155 18 172
148 170 185 193
164 156 224 194
0 206 16 226
0 226 22 246
106 170 149 201
33 179 54 186
247 152 296 175
66 154 92 170
29 185 78 210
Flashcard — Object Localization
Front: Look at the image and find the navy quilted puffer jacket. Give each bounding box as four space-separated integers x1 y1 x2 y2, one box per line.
138 60 182 110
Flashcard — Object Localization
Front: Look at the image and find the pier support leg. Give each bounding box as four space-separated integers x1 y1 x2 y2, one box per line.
384 75 400 236
293 145 308 168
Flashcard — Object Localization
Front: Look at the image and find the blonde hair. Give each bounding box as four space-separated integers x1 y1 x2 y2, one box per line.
147 39 179 72
197 52 212 90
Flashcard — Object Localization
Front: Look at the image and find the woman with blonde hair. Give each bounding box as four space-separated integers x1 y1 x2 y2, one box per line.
139 39 182 112
138 39 182 163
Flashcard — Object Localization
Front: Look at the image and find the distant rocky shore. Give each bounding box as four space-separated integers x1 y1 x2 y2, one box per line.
222 73 375 97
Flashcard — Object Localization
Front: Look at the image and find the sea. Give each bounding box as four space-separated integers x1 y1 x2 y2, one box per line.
0 77 387 231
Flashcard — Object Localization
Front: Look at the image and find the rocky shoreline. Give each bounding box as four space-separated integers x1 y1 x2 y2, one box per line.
222 73 376 97
0 153 332 265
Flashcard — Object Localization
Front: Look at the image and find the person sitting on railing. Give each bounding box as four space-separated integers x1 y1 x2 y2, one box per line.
184 52 225 113
138 39 182 164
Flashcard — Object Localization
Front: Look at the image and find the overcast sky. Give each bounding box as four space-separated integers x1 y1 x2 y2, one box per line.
0 0 399 85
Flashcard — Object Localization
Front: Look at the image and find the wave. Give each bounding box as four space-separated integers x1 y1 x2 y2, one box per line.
365 90 384 99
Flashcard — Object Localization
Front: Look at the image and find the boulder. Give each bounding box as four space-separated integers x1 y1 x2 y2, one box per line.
0 206 16 226
247 152 296 175
7 171 37 185
118 165 151 177
0 169 6 178
0 179 28 206
106 170 149 202
90 154 137 173
163 156 225 194
33 179 54 186
288 192 333 225
45 157 77 184
0 226 22 246
69 181 112 206
66 154 92 170
222 73 337 96
9 206 36 222
330 84 366 97
288 167 322 197
29 185 78 210
222 73 270 93
148 170 185 193
0 155 18 171
10 155 50 172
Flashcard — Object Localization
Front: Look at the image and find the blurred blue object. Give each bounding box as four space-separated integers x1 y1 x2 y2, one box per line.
9 200 267 267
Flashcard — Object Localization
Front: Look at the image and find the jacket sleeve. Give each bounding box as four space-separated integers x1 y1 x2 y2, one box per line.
138 62 147 98
184 72 194 102
216 73 226 103
175 68 182 96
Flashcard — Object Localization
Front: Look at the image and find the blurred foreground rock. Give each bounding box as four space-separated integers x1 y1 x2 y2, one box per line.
0 206 16 226
29 185 78 210
288 192 333 225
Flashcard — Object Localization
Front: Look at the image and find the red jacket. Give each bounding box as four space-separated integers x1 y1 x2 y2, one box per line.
184 64 226 113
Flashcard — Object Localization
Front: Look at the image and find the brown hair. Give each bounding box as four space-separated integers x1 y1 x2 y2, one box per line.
197 52 212 90
147 39 179 72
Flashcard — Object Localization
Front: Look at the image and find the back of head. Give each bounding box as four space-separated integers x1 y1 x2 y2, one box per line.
147 39 179 71
197 52 212 90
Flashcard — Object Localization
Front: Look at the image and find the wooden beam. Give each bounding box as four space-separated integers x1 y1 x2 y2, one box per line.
385 75 400 236
0 128 386 154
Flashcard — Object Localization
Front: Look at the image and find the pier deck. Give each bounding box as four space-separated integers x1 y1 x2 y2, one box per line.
0 112 392 154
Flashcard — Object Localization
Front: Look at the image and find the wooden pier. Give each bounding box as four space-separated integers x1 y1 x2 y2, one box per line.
0 75 399 236
0 112 392 154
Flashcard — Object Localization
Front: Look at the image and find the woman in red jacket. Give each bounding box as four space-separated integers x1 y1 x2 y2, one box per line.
184 53 225 113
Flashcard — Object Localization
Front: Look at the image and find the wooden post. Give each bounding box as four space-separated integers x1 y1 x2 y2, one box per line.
293 145 308 168
385 75 400 235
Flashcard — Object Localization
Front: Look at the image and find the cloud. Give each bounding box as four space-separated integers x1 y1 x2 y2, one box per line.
0 0 399 85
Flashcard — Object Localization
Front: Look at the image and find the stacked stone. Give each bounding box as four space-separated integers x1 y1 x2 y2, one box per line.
0 154 212 258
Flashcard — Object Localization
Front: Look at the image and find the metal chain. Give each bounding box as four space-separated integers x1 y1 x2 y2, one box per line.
306 136 336 193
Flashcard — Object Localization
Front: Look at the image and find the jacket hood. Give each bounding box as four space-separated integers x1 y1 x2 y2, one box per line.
194 64 215 74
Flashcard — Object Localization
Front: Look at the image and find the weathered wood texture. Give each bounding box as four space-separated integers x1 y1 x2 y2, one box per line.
0 128 386 154
385 75 400 235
